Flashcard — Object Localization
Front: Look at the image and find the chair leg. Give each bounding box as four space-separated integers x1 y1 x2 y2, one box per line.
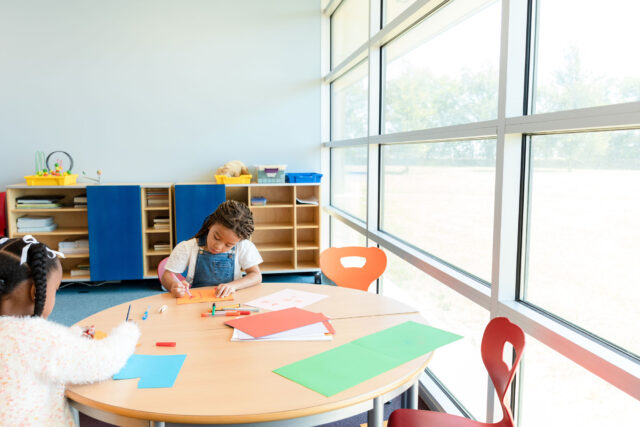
406 382 418 409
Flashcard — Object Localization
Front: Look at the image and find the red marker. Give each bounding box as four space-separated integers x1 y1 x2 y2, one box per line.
156 342 176 347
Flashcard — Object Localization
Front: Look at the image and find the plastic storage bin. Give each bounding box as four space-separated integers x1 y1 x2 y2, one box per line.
255 165 286 183
215 174 252 184
285 173 323 183
24 174 78 186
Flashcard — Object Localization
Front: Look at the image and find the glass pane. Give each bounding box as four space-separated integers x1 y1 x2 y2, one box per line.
524 131 640 356
384 0 417 25
519 335 640 427
532 0 640 113
380 140 496 282
382 0 500 133
331 146 367 220
331 61 368 140
383 251 489 420
331 0 369 67
330 217 366 247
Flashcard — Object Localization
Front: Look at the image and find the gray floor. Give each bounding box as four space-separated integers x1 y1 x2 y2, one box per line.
55 274 411 427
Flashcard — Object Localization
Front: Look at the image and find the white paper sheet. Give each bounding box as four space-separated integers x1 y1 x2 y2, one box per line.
244 289 328 311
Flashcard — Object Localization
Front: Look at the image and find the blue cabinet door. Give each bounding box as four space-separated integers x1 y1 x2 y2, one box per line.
174 184 226 244
87 186 143 281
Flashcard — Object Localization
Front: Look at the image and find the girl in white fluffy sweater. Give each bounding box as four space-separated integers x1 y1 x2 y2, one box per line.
0 236 140 426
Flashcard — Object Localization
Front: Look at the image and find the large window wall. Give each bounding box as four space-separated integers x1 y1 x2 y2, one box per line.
321 0 640 424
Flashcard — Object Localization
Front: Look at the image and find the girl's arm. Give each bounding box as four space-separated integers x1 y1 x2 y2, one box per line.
216 265 261 297
27 318 140 385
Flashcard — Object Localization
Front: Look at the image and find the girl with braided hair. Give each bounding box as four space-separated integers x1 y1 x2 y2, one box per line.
161 200 263 298
0 236 140 426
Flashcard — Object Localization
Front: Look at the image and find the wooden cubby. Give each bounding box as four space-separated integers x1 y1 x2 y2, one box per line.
141 185 173 278
223 183 321 273
5 184 91 281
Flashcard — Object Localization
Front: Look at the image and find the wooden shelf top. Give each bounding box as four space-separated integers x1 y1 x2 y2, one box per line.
297 242 319 250
254 223 294 230
12 207 87 213
255 243 294 252
250 204 293 208
145 228 171 234
62 273 90 281
260 261 295 271
297 222 319 229
15 227 88 236
145 249 171 256
60 253 90 259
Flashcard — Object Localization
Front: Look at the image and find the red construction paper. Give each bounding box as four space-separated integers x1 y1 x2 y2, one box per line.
225 307 330 338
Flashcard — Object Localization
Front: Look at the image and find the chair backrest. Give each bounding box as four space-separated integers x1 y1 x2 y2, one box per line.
157 257 185 282
481 317 525 426
319 246 387 291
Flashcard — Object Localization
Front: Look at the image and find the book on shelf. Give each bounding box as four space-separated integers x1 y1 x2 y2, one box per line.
17 224 58 232
251 197 267 206
16 195 64 204
153 224 170 230
73 194 87 203
153 242 171 251
17 216 55 227
58 239 89 255
16 202 64 209
296 196 319 205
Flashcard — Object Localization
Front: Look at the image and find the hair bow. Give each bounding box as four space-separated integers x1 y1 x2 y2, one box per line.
19 235 65 265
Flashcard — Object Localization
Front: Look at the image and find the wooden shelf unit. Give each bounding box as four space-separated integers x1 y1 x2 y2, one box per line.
5 184 90 281
141 185 173 279
226 183 321 273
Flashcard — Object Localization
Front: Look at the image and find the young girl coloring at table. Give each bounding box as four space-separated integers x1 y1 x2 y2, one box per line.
0 236 140 426
161 200 263 298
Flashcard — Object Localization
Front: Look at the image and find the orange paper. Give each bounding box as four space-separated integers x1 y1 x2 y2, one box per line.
176 289 234 305
225 307 330 338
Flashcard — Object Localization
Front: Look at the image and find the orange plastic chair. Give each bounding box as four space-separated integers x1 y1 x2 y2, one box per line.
388 317 525 427
319 246 387 291
157 257 185 283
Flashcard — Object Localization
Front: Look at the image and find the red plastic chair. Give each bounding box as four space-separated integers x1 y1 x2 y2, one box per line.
388 317 525 427
157 257 186 283
319 246 387 291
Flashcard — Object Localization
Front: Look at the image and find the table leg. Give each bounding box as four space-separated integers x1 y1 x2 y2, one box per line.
70 405 79 426
150 421 165 427
406 382 419 409
367 396 383 427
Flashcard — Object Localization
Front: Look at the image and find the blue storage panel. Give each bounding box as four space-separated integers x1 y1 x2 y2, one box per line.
174 184 226 244
87 186 143 281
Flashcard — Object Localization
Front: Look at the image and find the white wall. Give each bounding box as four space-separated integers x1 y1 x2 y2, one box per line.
0 0 321 189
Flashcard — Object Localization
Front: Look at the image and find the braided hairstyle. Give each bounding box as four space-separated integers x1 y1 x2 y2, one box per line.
194 200 255 241
0 238 60 317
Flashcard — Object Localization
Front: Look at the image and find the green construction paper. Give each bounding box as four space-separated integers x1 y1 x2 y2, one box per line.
351 321 463 364
274 321 462 397
274 343 399 397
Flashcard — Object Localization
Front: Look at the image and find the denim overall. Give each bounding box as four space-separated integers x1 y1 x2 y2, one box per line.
191 235 236 287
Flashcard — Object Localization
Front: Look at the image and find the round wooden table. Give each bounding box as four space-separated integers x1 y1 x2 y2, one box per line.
66 283 430 427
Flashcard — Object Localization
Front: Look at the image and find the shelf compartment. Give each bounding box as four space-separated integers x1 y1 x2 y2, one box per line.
249 186 294 205
251 206 293 228
296 205 319 227
296 248 319 270
260 250 294 272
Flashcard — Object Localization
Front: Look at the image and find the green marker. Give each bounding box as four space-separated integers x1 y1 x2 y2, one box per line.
212 303 216 315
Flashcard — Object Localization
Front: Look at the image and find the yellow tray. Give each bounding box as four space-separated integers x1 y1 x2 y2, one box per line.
215 174 252 184
24 174 78 186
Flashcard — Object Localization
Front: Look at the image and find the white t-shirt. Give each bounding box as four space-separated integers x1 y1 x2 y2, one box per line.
164 238 263 284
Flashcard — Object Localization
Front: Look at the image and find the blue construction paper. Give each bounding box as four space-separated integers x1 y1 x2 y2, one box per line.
113 354 187 388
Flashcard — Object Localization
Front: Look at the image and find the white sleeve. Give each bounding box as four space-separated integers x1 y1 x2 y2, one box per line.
237 240 263 270
165 240 194 275
27 319 140 385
